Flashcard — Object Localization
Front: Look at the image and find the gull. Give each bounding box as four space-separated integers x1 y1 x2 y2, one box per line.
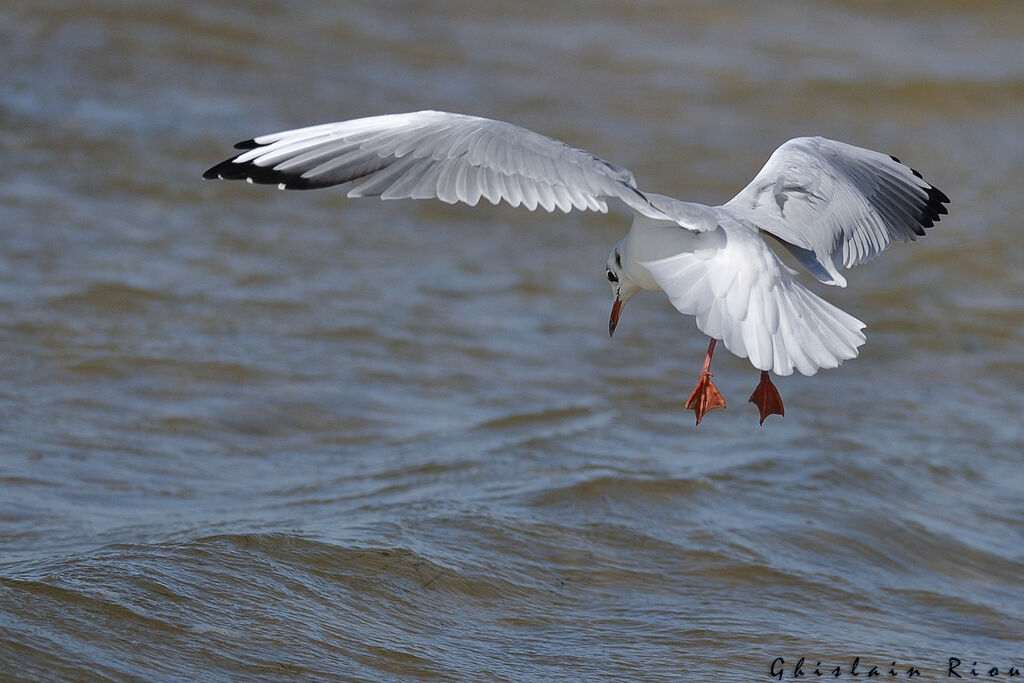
204 110 949 424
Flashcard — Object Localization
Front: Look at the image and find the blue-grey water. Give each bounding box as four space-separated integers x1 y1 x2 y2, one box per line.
1 1 1022 680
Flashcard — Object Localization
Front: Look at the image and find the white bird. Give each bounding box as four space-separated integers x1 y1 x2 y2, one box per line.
204 110 949 424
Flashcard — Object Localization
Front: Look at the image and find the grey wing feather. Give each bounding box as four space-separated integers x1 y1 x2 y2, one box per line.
204 110 712 230
642 193 720 232
719 136 949 286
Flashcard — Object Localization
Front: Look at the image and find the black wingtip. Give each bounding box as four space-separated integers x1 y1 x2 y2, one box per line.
200 154 324 190
916 183 950 231
929 184 951 207
202 157 243 180
204 139 262 179
887 152 950 234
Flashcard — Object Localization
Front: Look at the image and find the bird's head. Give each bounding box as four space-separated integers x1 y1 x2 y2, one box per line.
606 244 641 338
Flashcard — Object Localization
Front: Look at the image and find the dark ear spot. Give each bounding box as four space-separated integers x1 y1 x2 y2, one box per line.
614 251 622 268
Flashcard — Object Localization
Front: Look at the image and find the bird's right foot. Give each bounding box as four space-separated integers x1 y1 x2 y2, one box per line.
685 371 726 425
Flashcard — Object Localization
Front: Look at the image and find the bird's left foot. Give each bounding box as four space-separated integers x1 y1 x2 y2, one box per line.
748 371 784 425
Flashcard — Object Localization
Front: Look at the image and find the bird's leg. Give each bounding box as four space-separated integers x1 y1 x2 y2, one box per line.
748 370 785 425
685 338 726 425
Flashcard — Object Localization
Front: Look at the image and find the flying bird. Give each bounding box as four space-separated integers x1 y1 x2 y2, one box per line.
204 110 949 424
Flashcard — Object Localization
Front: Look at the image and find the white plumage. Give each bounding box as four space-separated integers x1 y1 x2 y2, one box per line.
639 218 865 377
205 110 948 420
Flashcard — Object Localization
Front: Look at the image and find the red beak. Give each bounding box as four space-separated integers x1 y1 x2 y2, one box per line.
609 297 623 337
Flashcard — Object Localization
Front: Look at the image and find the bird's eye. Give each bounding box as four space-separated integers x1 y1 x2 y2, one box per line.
607 270 618 283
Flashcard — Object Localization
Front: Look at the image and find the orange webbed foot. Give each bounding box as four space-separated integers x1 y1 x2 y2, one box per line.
748 370 784 425
685 372 727 425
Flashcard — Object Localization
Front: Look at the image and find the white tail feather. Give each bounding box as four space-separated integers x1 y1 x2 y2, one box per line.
640 228 866 376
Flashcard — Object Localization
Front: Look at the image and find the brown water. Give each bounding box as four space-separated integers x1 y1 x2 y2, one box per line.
2 1 1022 680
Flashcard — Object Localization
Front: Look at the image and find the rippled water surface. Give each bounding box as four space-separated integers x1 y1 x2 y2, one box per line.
2 1 1023 680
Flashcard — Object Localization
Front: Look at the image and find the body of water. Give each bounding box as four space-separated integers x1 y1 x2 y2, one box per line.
1 1 1022 680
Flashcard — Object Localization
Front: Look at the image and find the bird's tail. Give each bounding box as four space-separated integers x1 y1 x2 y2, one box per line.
640 229 866 377
759 277 867 376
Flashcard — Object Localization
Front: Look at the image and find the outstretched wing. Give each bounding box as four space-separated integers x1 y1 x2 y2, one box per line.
720 136 949 287
203 110 713 230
